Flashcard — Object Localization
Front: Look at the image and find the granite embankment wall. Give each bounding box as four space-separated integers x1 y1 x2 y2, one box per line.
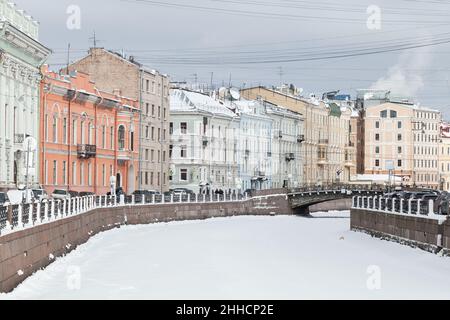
351 208 450 254
0 195 293 293
310 199 352 212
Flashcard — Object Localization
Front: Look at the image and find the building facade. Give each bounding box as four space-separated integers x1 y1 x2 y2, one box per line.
0 1 50 191
364 102 441 189
40 67 140 195
439 122 450 191
264 101 304 188
169 89 240 194
68 48 170 193
232 99 273 191
241 86 354 185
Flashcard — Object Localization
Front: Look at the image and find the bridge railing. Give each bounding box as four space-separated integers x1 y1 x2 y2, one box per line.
0 191 250 236
352 195 447 221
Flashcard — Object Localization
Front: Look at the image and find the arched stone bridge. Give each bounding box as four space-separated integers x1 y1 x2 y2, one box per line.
252 185 384 215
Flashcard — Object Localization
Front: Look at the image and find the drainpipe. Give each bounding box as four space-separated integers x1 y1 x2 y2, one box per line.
94 88 104 195
67 88 77 191
41 77 53 191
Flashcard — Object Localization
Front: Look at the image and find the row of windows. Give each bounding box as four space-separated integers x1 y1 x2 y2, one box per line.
140 171 165 186
144 103 167 119
44 115 135 151
144 125 166 141
144 149 166 163
44 160 113 187
375 133 402 141
375 146 403 154
374 159 403 167
414 159 438 169
375 120 402 128
414 146 438 156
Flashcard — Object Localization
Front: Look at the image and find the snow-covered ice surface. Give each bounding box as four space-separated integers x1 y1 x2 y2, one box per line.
3 211 450 300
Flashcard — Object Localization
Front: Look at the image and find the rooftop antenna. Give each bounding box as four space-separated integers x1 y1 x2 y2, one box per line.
65 43 71 75
278 66 284 87
89 31 102 48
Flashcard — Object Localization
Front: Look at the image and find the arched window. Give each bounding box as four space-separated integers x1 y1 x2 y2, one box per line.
118 125 125 150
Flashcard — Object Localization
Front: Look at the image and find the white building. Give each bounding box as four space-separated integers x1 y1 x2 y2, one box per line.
169 89 240 194
264 101 304 188
232 99 273 191
0 1 51 191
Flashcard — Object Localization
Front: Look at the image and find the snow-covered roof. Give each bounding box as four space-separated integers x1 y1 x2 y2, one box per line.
170 89 237 118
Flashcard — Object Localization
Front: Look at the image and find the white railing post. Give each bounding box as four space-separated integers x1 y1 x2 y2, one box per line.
162 193 165 204
18 204 23 228
408 198 412 214
372 196 377 210
417 199 422 215
114 195 117 207
152 194 155 204
400 198 404 214
50 200 55 219
195 193 198 203
36 201 41 224
203 194 206 203
56 200 61 218
120 194 125 205
391 198 396 213
188 194 191 203
378 197 382 210
428 199 434 216
27 202 33 226
67 197 71 215
131 194 135 205
245 192 248 201
44 200 49 221
63 199 66 216
170 194 174 203
352 196 356 208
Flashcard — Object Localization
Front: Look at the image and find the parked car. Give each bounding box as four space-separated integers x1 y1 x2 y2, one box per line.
52 189 78 200
0 192 10 206
32 189 49 201
79 192 95 197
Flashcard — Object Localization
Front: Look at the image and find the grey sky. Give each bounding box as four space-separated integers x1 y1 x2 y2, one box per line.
13 0 450 118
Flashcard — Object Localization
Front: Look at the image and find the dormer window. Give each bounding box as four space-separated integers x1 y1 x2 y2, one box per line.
380 110 387 118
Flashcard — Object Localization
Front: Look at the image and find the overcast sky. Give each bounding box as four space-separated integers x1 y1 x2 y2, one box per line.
12 0 450 118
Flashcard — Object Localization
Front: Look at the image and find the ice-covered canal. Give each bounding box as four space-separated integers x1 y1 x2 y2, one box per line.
3 211 450 300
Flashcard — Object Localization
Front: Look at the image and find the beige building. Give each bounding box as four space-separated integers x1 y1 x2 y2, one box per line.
69 48 170 193
241 86 354 185
439 123 450 191
365 102 441 189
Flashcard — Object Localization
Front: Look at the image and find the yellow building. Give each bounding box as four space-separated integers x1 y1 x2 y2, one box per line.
439 123 450 191
241 86 354 185
365 102 441 189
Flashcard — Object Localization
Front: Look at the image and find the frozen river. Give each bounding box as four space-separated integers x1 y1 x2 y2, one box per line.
3 211 450 300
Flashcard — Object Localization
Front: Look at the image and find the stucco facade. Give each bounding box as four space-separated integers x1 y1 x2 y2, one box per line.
241 86 354 185
364 102 441 189
40 67 140 195
68 48 170 193
0 1 50 191
169 89 240 193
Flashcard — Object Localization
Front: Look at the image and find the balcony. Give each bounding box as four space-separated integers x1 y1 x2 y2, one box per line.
297 134 305 143
285 153 295 161
202 136 209 147
317 151 328 165
278 130 283 139
254 170 266 177
77 144 96 159
117 149 131 161
244 149 250 158
14 133 25 144
318 139 329 146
